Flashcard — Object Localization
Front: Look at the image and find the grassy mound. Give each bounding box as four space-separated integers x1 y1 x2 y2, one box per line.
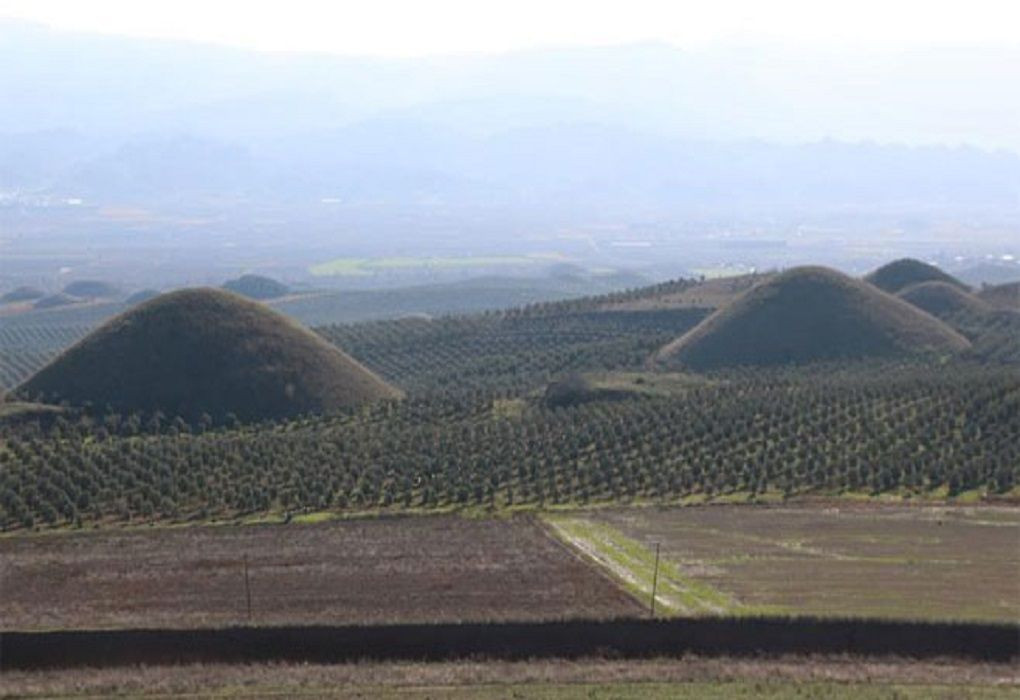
864 258 966 294
653 266 970 370
897 281 990 319
541 373 642 408
223 274 290 300
542 372 708 408
1 286 45 303
33 293 80 309
62 280 121 298
16 288 401 421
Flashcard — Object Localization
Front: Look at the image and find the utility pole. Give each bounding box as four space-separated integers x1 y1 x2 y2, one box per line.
243 554 252 622
650 542 660 618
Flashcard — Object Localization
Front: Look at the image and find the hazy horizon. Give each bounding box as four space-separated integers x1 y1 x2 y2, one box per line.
3 0 1018 54
1 4 1017 295
1 16 1018 151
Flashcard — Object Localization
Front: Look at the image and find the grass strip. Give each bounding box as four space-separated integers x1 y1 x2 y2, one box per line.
543 514 779 616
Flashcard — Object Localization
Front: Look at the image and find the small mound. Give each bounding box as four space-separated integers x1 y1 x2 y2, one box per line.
62 280 121 298
542 374 641 408
654 267 970 370
543 374 598 408
897 281 991 319
977 281 1020 311
0 401 69 428
865 258 966 294
34 293 81 309
17 288 402 421
223 274 290 300
1 286 46 303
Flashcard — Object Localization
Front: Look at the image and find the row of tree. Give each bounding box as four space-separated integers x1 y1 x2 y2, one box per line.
2 364 1016 530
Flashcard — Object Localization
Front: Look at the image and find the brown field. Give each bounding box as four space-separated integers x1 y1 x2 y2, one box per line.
590 505 1020 622
3 654 1017 698
0 515 639 631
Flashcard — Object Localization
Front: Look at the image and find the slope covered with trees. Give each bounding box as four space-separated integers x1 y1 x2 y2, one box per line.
1 363 1015 529
0 324 91 393
978 281 1020 311
1 266 1017 531
319 308 707 397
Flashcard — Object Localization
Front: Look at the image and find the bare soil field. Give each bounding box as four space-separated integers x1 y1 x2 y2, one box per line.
3 654 1017 698
0 515 639 631
587 505 1020 621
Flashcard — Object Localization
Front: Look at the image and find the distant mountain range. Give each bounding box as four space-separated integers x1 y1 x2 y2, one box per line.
3 22 1019 150
1 21 1018 218
3 124 1018 217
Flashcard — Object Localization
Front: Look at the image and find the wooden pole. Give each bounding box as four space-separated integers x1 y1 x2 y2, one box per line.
650 542 660 618
243 554 252 622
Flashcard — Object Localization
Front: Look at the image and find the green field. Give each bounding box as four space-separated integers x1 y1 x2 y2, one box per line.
309 254 563 277
549 505 1020 622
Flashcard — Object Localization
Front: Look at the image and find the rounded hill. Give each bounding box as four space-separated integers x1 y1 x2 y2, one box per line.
16 288 402 421
62 280 121 299
653 266 970 370
864 258 966 294
223 274 290 300
897 281 990 319
34 293 80 309
1 286 45 303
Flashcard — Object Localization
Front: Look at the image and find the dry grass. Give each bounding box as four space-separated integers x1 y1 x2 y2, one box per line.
0 515 639 631
2 654 1017 697
590 504 1020 621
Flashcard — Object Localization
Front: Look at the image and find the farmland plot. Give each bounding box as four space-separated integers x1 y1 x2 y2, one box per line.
568 505 1020 622
0 515 639 631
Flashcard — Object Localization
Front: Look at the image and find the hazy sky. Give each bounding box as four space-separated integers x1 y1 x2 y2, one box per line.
1 0 1018 56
